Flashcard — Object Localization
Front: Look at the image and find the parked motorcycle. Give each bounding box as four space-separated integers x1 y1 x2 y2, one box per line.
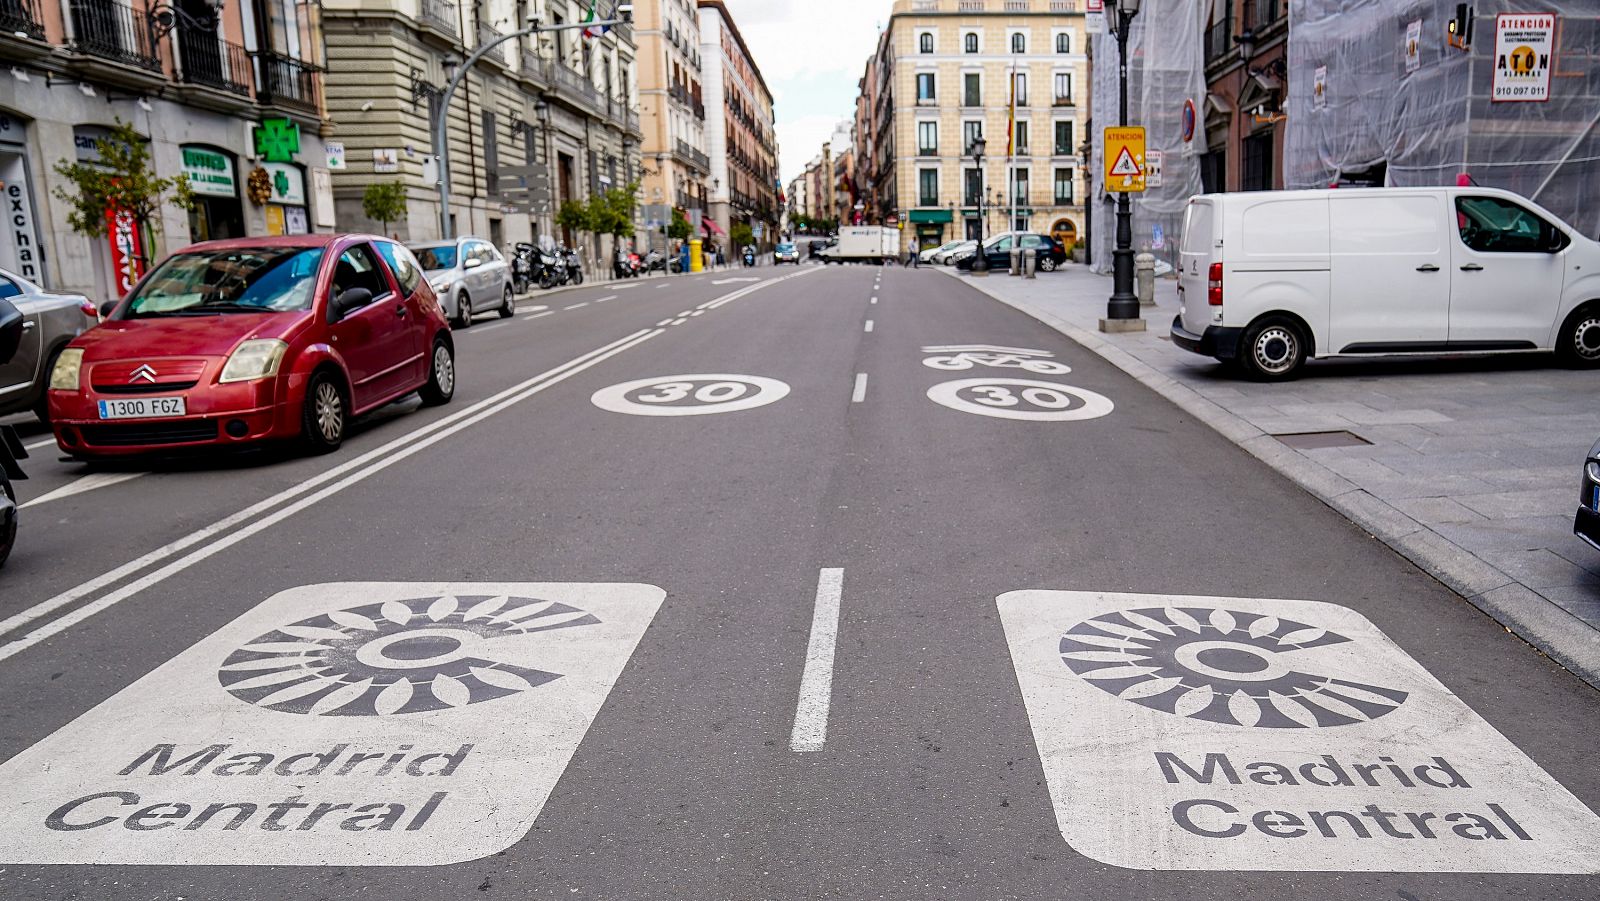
0 297 30 569
613 249 639 280
742 245 756 267
537 242 566 290
511 242 537 293
564 245 585 285
642 249 668 274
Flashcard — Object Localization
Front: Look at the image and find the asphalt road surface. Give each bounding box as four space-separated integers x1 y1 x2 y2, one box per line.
2 264 1598 900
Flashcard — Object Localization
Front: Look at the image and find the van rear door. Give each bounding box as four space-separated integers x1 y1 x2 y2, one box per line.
1177 199 1215 335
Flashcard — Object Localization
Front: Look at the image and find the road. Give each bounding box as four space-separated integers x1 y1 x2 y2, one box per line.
1 263 1598 899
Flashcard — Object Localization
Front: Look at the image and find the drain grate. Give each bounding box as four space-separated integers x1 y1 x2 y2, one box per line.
1274 430 1372 449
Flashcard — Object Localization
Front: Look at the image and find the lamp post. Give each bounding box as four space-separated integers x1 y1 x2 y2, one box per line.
1106 0 1141 321
434 17 626 240
970 134 988 275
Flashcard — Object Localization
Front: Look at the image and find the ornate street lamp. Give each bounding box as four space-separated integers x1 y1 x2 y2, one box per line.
970 134 988 275
1106 0 1141 321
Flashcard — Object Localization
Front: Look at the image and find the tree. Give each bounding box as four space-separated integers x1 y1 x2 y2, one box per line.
730 222 754 248
556 199 592 236
667 208 692 241
52 119 193 260
361 181 408 236
602 181 639 239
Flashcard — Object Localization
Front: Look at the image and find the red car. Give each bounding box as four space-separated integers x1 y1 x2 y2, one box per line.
48 234 455 458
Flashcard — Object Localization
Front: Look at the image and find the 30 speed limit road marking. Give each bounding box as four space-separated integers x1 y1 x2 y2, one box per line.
590 374 791 417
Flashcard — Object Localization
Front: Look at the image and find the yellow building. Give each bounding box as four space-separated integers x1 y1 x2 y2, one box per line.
875 0 1089 253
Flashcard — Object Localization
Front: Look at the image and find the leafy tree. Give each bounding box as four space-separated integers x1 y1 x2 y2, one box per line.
667 208 692 241
52 119 193 260
601 181 639 239
361 181 408 236
730 222 754 248
556 199 592 235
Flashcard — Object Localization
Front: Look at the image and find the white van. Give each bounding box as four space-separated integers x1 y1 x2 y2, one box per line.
1171 187 1600 379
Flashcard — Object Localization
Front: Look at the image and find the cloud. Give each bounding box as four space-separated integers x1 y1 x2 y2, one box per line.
777 114 848 184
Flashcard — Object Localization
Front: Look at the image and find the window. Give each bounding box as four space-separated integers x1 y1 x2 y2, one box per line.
964 167 983 205
376 242 423 297
963 72 981 107
1054 168 1075 204
1011 32 1026 53
1242 132 1273 191
1200 150 1227 194
919 32 933 53
1013 73 1028 105
962 121 983 155
0 276 17 300
917 73 936 101
1054 120 1074 156
1012 167 1029 204
333 245 391 304
1012 121 1029 155
1455 196 1566 254
1014 217 1029 232
917 121 938 155
965 32 978 53
1053 73 1073 105
1056 33 1071 53
919 168 939 206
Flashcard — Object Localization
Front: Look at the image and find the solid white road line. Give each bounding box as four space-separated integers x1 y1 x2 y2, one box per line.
520 310 555 321
790 567 845 753
0 329 666 664
472 322 510 334
851 373 868 403
864 320 874 333
0 328 658 645
19 471 146 509
23 437 54 451
564 302 589 310
593 295 616 303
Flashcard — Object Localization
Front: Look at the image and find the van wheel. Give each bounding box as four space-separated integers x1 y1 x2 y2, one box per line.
1556 304 1600 368
1239 317 1306 381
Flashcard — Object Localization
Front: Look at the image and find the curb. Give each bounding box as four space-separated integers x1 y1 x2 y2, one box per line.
946 268 1600 691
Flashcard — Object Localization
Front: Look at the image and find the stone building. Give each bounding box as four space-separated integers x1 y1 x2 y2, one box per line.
0 0 335 300
871 0 1089 254
320 0 641 254
634 0 709 250
697 1 777 245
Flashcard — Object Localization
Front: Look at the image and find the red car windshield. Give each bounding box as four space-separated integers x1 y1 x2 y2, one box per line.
125 247 326 318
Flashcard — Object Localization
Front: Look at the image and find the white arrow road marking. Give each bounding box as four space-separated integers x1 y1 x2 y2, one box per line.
712 277 760 284
19 471 146 509
790 568 844 752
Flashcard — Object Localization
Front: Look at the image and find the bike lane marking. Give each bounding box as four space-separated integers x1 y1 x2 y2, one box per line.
997 590 1600 873
0 581 663 866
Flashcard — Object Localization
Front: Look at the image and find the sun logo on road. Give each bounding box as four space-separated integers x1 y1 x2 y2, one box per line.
1059 606 1408 728
217 595 600 716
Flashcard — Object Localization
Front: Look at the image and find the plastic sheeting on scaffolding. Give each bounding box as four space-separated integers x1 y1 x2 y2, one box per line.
1088 1 1209 274
1286 1 1600 239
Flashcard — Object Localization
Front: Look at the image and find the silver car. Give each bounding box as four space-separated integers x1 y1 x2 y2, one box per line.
409 237 516 328
0 268 96 422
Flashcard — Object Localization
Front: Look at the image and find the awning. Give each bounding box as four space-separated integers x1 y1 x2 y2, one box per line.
700 218 727 236
907 209 953 224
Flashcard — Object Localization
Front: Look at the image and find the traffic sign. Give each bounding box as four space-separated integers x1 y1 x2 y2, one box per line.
1104 126 1147 193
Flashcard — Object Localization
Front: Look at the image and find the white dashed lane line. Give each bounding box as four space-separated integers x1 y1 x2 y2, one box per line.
864 320 874 333
851 373 868 403
790 568 845 753
520 310 554 321
564 302 589 310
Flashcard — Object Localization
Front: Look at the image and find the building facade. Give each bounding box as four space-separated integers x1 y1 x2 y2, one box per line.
0 0 334 300
320 0 641 255
875 0 1089 254
1201 0 1288 192
635 0 709 248
697 1 777 245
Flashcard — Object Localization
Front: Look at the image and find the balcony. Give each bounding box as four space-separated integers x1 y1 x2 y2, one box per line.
69 0 162 73
176 27 253 98
0 0 44 41
546 61 603 116
476 23 508 66
1204 6 1232 62
253 50 322 115
419 0 458 38
675 139 710 174
1049 0 1077 10
626 110 641 135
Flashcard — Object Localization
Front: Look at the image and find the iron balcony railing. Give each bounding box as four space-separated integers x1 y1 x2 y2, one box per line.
70 0 161 71
521 46 542 79
627 110 641 133
177 26 253 96
419 0 458 37
253 50 322 113
476 23 507 65
547 61 603 114
1205 1 1233 61
675 139 709 172
0 0 46 40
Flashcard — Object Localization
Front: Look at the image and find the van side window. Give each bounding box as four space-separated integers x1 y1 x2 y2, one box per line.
1455 196 1565 254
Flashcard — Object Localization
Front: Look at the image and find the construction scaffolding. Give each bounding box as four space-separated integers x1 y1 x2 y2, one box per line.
1285 1 1600 238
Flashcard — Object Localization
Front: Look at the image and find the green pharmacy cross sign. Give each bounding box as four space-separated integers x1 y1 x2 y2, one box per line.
254 118 300 163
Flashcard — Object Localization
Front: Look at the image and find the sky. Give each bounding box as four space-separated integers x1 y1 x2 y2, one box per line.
726 0 899 186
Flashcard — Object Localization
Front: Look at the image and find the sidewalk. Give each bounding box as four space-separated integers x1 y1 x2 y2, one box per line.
947 263 1600 688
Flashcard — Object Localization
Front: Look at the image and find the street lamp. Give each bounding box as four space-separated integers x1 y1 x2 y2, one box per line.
1106 0 1141 321
970 134 988 275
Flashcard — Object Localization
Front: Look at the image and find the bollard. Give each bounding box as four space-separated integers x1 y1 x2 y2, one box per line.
1136 252 1156 306
1009 247 1022 276
1024 248 1037 279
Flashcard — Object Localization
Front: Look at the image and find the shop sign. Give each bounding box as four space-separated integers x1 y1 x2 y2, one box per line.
180 146 237 199
261 162 305 206
253 117 301 163
373 149 399 174
105 207 144 296
1492 13 1555 103
0 152 41 281
325 141 347 170
283 206 308 235
265 205 285 236
73 125 115 164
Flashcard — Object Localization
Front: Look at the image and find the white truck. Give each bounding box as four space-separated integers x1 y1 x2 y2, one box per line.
819 226 898 265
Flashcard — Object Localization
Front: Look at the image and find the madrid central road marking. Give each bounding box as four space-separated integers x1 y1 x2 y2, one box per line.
0 269 818 663
0 581 663 865
997 590 1600 873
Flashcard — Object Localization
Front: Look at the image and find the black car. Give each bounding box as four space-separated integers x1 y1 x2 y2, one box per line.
1578 438 1600 552
954 232 1068 272
808 238 836 260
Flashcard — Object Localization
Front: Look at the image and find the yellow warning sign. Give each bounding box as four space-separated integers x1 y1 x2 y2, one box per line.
1104 126 1146 193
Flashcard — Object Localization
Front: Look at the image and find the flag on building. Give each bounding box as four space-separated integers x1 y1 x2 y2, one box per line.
582 2 612 39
